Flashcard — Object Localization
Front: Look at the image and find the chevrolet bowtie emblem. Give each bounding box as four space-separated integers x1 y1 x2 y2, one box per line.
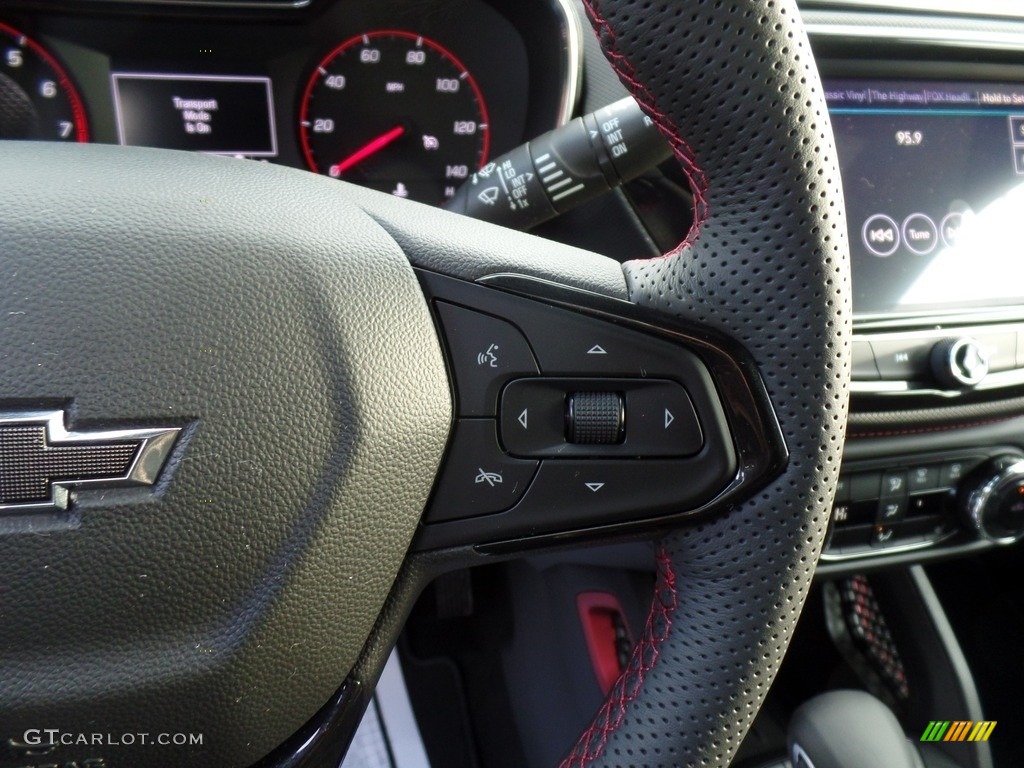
0 411 180 513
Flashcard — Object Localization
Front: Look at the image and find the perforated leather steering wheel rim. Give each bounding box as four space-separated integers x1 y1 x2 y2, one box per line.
554 0 852 764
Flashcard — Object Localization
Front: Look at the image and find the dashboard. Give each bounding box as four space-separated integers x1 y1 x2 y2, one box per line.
0 0 577 205
5 0 1024 572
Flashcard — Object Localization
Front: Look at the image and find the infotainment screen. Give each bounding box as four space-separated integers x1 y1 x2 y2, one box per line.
824 79 1024 319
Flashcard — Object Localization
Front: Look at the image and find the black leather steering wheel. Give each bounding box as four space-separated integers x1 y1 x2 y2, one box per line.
0 0 849 766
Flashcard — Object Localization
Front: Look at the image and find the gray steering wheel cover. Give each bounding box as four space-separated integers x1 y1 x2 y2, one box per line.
561 0 851 765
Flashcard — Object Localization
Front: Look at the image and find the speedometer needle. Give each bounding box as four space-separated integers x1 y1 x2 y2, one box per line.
332 125 405 175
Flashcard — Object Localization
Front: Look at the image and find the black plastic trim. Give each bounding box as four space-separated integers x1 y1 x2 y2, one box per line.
248 680 365 768
414 270 788 554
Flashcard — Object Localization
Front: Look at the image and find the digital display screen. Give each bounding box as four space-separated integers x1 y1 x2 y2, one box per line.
825 79 1024 318
111 73 277 157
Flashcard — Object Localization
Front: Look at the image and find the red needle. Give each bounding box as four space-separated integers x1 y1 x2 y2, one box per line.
332 125 405 175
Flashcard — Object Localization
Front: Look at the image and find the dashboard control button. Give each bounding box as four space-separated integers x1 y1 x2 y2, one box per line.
972 331 1017 372
940 457 983 487
871 338 930 380
427 420 538 523
435 302 539 416
960 453 1024 544
907 465 941 493
880 470 907 499
901 213 938 255
624 382 702 456
833 500 876 527
851 340 880 381
862 214 900 257
834 476 851 503
877 497 907 524
930 337 989 387
831 502 851 526
849 472 881 502
939 212 963 248
871 523 897 546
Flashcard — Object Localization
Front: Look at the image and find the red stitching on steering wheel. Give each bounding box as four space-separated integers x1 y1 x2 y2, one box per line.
581 0 710 253
559 546 678 767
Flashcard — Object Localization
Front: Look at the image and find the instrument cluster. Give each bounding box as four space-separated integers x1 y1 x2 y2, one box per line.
0 0 578 205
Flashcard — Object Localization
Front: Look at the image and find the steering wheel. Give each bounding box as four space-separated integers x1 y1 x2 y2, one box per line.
0 0 849 766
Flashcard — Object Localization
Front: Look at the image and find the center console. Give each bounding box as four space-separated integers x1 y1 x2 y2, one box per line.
807 26 1024 566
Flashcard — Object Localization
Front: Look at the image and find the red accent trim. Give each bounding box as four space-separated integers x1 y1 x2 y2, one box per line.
847 416 1014 439
577 592 634 696
579 0 709 253
298 30 490 176
0 22 89 142
559 546 678 768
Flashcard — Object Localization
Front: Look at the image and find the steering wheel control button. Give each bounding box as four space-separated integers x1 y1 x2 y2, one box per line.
435 302 538 416
500 378 702 458
567 391 624 444
505 303 699 377
930 337 990 388
427 419 537 523
510 458 729 531
500 379 568 454
624 382 702 456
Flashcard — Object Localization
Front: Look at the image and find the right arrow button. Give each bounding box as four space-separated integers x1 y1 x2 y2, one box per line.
625 381 703 456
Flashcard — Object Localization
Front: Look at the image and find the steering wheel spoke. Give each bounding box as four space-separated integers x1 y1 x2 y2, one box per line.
414 269 787 552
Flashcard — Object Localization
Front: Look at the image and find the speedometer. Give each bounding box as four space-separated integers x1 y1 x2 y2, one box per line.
299 30 490 205
0 22 88 142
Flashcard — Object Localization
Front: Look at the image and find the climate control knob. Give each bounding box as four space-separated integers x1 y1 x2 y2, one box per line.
961 454 1024 544
930 337 989 388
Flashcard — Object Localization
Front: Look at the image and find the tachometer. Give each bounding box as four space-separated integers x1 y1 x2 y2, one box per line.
0 22 88 142
299 30 489 205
